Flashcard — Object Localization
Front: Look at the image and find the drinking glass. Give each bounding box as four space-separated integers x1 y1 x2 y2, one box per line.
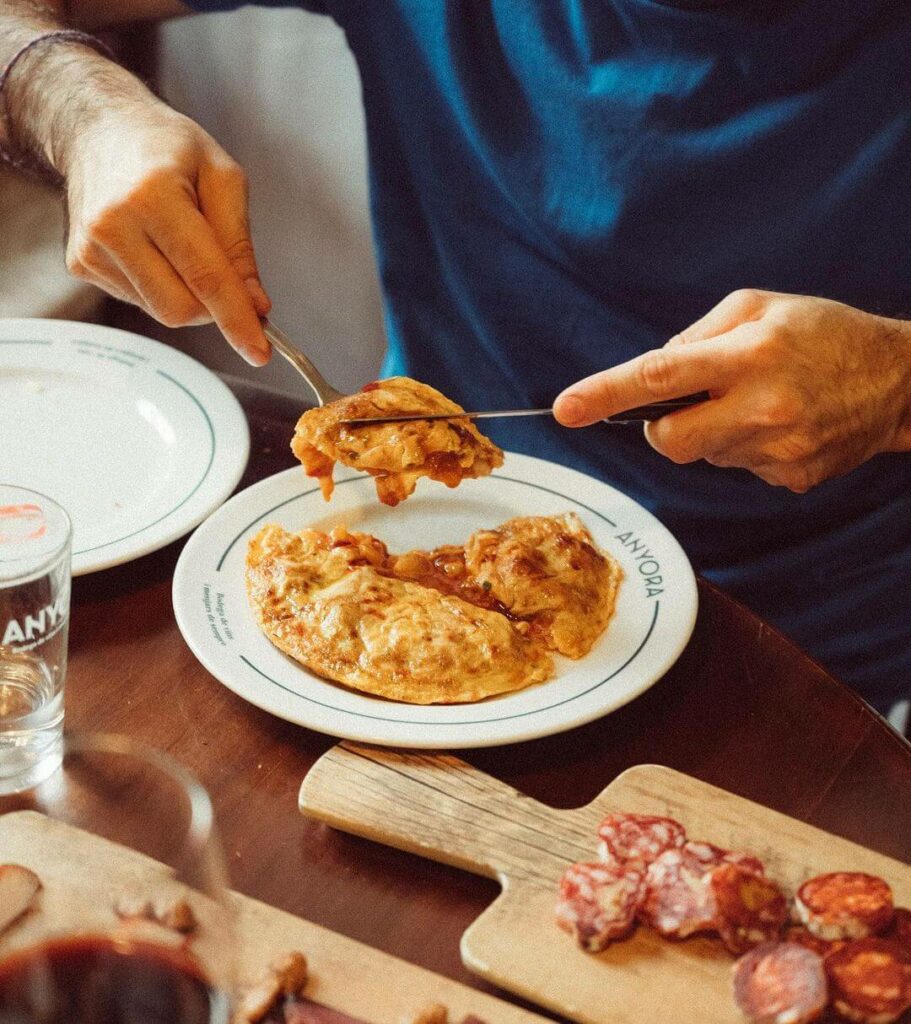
0 732 234 1023
0 485 71 794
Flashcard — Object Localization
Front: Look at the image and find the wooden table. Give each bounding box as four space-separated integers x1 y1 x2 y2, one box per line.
67 379 911 1017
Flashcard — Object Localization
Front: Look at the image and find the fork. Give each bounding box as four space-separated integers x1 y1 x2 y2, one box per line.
262 319 346 406
262 319 706 423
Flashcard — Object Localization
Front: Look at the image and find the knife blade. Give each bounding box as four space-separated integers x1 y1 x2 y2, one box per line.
341 393 708 426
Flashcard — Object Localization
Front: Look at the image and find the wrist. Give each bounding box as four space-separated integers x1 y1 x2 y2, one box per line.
4 41 153 179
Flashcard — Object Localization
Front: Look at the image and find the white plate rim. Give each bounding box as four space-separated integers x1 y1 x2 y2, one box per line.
0 318 250 575
172 456 698 748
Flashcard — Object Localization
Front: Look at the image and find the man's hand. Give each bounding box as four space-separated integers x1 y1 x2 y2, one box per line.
1 5 270 365
553 290 911 492
63 98 272 365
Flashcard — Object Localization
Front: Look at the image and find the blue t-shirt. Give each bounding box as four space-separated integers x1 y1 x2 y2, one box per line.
188 0 911 710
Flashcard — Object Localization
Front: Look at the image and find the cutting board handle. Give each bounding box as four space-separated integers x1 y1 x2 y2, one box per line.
299 743 595 887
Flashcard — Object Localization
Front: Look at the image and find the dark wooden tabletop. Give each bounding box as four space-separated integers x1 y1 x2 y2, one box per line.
67 377 911 1016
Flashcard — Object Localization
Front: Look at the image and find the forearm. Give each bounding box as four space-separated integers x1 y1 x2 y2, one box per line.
1 2 160 178
0 0 63 53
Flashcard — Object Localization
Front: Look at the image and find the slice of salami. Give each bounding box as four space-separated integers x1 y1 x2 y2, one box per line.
783 924 846 959
796 873 894 942
680 840 728 868
597 813 686 869
681 841 766 876
711 862 789 955
724 850 767 876
555 861 645 953
732 941 827 1024
639 846 720 939
825 937 911 1024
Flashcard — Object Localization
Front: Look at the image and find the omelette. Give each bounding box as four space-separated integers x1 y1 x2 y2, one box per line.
397 513 623 660
291 377 504 506
246 514 622 705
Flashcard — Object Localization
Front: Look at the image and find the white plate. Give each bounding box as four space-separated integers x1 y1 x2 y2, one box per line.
172 455 698 748
0 318 250 575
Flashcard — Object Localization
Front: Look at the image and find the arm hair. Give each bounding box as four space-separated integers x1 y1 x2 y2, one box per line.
1 0 186 177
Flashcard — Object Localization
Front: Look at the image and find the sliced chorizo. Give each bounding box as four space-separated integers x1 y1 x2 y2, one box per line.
596 812 686 869
795 873 894 942
825 937 911 1024
732 941 827 1024
555 861 645 952
710 862 789 955
639 846 719 939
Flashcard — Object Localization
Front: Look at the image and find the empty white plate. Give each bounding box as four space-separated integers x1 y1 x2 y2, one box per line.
172 455 698 748
0 318 249 575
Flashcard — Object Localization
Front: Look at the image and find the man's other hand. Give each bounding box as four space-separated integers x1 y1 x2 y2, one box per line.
63 99 271 365
553 290 911 492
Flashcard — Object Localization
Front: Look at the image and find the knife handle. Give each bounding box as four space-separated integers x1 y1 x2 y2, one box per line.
605 391 709 423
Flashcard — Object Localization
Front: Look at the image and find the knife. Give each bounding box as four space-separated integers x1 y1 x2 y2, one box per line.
341 392 708 426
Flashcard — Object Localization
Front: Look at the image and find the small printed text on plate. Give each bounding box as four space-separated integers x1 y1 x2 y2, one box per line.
615 532 664 597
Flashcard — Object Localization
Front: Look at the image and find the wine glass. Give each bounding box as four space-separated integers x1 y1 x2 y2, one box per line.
0 732 233 1023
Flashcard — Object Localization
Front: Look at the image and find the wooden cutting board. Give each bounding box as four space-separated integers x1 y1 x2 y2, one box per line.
0 810 550 1024
299 743 911 1024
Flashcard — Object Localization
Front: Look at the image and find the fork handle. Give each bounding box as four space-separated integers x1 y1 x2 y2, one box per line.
262 319 346 407
606 391 709 422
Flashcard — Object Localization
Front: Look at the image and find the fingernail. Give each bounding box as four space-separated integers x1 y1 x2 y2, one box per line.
240 345 270 367
554 394 586 426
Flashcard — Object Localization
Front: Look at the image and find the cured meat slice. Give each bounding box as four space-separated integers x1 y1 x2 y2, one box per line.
597 813 686 869
639 846 720 939
681 840 765 875
555 861 645 952
679 840 728 868
724 850 767 876
732 941 827 1024
825 938 911 1024
783 924 846 959
710 862 788 955
796 873 894 942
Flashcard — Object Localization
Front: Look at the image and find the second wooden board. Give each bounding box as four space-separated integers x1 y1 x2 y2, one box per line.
299 743 911 1024
0 810 550 1024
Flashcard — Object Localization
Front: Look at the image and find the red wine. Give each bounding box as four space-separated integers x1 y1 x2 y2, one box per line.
0 935 229 1024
